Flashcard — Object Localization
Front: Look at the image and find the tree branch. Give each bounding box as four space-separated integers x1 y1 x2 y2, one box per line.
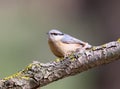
0 40 120 89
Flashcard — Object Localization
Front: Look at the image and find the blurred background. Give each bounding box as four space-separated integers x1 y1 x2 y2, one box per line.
0 0 120 89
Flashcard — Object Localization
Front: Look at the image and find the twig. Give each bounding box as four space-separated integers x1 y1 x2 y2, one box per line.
0 40 120 89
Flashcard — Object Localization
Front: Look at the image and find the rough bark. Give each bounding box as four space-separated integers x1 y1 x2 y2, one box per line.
0 40 120 89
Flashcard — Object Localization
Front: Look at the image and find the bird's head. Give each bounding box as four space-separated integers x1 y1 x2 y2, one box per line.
47 29 64 41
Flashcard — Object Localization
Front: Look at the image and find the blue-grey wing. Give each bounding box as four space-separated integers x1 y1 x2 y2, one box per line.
61 34 85 44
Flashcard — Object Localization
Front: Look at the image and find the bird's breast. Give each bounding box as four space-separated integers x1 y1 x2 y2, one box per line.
48 40 81 58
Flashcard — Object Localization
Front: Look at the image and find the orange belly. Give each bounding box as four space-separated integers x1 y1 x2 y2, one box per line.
48 40 81 58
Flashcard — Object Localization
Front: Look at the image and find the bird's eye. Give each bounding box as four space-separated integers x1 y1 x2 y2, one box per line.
51 33 58 35
51 33 64 36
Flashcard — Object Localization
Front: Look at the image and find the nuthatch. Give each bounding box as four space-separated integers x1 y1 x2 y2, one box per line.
47 29 92 58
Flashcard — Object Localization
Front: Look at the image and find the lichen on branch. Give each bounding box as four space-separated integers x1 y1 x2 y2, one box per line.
0 40 120 89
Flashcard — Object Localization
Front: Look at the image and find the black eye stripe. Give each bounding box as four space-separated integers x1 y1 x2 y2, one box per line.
51 33 57 35
50 33 64 35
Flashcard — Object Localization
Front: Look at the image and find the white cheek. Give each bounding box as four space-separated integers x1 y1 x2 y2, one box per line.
54 36 63 41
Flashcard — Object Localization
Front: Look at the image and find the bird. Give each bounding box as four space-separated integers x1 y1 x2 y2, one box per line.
47 29 92 58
